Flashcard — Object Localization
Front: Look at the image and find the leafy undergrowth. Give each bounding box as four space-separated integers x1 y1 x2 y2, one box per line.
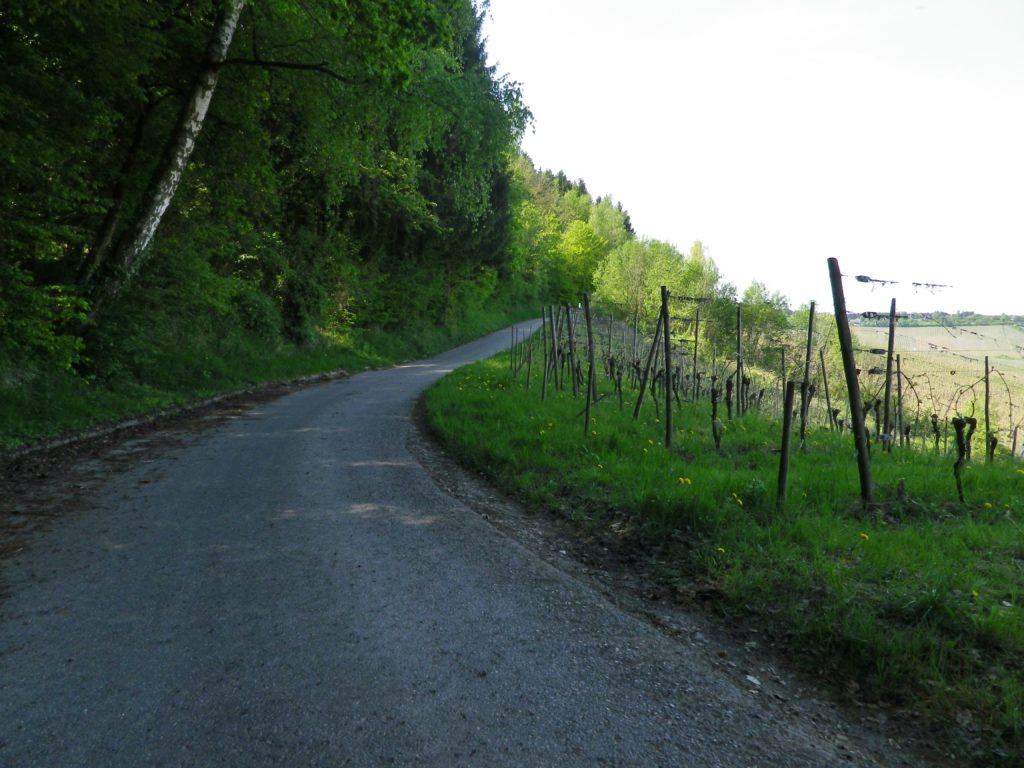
425 354 1024 766
0 305 536 452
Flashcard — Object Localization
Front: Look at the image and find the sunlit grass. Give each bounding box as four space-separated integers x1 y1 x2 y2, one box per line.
426 352 1024 764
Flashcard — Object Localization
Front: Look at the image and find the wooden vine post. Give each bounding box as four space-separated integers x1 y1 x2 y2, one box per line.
662 286 673 447
583 293 597 436
777 380 796 511
985 355 992 462
882 298 897 451
896 354 905 447
564 304 580 397
780 348 787 420
692 308 700 402
540 308 549 400
952 416 967 502
735 302 744 416
828 258 873 504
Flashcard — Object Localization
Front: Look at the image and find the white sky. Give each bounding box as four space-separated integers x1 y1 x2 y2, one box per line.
481 0 1024 315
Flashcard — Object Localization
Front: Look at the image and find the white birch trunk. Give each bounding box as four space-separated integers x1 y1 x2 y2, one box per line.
92 0 245 315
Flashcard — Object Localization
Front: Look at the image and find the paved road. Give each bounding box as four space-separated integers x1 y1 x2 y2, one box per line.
2 325 899 766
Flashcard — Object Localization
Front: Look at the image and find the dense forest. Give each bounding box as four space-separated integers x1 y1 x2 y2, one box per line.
2 1 528 373
1 0 793 446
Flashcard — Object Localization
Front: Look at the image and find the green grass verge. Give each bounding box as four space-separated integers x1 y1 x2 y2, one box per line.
425 353 1024 766
0 303 536 451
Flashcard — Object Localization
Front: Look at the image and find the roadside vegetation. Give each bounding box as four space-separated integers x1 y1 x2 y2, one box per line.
7 6 1024 761
426 350 1024 766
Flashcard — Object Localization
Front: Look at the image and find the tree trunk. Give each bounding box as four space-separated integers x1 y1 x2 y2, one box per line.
89 0 246 319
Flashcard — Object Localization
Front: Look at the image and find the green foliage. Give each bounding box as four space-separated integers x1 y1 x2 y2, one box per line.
0 263 86 381
552 220 607 301
594 239 685 325
0 0 548 446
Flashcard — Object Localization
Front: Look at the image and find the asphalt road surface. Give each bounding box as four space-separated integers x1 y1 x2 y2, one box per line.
1 325 922 766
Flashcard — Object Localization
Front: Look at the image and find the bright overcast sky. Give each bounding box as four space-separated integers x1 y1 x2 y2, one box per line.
481 0 1024 315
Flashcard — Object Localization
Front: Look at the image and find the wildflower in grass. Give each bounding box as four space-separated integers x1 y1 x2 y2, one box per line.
971 590 979 601
859 532 870 541
677 477 692 486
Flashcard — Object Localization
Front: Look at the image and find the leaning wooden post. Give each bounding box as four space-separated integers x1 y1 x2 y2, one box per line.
828 258 873 504
800 301 815 447
583 294 597 436
633 316 663 420
985 355 992 463
882 298 897 451
662 286 673 447
777 380 797 511
820 348 835 430
550 305 562 391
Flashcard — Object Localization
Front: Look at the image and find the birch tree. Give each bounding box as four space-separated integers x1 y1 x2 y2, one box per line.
88 0 246 318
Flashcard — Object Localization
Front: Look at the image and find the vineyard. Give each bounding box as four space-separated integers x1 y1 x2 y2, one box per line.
427 281 1024 766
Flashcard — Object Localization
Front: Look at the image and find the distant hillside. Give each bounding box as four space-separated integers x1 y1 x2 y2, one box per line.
854 311 1024 328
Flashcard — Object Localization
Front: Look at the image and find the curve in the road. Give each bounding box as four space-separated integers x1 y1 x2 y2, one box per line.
2 323 883 766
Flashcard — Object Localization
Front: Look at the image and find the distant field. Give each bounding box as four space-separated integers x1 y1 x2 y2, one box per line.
851 324 1024 451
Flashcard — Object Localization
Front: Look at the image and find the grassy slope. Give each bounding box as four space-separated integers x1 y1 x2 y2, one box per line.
425 350 1024 766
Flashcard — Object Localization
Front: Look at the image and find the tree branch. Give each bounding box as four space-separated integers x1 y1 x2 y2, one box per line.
220 57 366 86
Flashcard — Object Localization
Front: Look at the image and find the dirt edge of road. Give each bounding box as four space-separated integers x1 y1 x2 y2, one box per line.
409 398 961 768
